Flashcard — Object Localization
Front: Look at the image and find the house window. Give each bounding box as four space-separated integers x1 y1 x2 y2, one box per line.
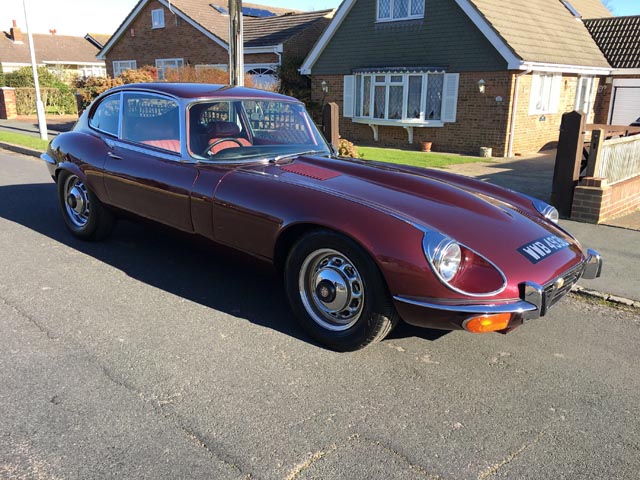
377 0 425 22
529 73 561 115
155 58 184 80
152 9 165 28
354 72 446 123
575 76 595 116
113 60 137 77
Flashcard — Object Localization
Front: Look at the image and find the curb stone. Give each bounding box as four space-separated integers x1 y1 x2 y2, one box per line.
0 142 43 158
572 284 639 309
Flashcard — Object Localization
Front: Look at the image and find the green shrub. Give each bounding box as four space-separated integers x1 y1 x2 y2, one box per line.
0 64 5 87
5 66 65 89
14 87 77 115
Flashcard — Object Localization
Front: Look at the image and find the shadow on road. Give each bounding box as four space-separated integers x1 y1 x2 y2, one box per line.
0 182 447 348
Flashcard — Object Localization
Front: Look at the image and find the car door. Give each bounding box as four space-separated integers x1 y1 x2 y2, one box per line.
102 91 198 232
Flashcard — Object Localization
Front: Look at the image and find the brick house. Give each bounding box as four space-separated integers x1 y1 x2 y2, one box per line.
585 15 640 125
97 0 333 88
300 0 615 157
0 21 107 79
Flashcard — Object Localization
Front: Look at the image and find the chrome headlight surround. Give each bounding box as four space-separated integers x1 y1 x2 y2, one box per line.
530 197 559 223
422 231 507 297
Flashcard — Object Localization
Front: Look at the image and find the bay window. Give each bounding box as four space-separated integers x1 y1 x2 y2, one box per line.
352 71 450 124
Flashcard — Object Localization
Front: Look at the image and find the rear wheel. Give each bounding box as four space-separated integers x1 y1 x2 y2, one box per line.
57 172 114 240
285 230 398 351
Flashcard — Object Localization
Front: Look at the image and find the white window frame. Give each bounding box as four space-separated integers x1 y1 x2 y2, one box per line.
351 71 451 126
151 9 165 29
376 0 425 22
529 72 561 115
113 60 137 77
575 76 595 116
155 58 184 80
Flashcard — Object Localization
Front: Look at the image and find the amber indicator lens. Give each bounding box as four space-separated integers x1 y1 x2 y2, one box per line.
465 313 511 333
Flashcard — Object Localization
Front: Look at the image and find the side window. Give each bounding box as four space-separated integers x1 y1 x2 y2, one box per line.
121 93 181 154
188 101 248 155
89 94 120 136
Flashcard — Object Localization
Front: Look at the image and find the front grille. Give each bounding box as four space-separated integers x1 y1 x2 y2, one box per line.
543 262 585 311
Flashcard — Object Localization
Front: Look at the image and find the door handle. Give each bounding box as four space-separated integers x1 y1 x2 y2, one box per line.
107 151 123 160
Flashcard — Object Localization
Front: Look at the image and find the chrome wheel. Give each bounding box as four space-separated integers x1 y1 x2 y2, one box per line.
63 175 91 228
298 248 365 331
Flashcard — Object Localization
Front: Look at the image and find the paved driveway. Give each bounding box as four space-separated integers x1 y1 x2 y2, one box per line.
1 151 639 479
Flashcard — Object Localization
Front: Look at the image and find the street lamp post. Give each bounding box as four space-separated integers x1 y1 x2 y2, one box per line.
23 0 47 140
228 0 244 86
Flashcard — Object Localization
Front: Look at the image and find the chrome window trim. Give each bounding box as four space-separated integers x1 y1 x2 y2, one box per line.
88 91 122 138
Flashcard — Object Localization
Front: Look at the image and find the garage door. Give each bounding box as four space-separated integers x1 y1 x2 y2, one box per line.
610 80 640 125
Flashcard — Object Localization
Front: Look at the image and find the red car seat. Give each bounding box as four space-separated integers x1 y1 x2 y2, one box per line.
207 122 251 154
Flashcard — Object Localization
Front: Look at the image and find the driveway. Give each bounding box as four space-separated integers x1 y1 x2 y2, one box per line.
1 150 639 479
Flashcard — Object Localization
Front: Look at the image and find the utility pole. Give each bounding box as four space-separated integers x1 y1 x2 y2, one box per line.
228 0 244 86
23 0 47 140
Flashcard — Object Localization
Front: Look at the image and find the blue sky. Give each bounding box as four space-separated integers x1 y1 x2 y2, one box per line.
2 0 638 36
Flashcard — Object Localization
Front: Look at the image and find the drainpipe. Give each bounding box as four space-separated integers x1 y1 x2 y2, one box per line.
507 69 531 158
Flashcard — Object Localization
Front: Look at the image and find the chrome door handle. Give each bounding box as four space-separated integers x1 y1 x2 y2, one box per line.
107 151 123 160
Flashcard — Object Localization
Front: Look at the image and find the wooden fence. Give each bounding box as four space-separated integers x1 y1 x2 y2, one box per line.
586 131 640 184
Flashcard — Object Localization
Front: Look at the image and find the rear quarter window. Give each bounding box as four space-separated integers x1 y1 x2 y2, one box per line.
89 94 121 136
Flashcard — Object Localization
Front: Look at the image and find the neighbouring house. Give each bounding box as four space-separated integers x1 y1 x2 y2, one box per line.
98 0 333 88
585 15 640 125
301 0 616 156
0 21 107 79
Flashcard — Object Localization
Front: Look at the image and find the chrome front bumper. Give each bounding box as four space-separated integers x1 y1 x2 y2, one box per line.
394 249 603 326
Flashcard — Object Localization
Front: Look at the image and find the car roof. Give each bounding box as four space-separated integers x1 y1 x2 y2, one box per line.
110 83 298 102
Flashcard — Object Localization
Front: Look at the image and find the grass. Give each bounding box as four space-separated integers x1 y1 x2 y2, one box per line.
0 132 49 151
357 145 486 169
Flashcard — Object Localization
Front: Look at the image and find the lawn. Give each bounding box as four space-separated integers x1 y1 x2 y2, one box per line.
357 146 486 169
0 132 49 151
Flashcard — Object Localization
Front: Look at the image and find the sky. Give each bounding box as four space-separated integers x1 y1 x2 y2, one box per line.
1 0 638 36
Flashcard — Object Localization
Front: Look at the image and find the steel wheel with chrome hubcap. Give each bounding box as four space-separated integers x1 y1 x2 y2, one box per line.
57 172 114 240
285 230 398 351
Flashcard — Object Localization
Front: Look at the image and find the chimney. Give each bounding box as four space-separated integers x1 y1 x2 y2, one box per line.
49 29 57 35
10 20 23 43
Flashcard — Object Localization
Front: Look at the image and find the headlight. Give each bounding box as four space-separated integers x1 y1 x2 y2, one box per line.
435 241 461 281
530 197 559 223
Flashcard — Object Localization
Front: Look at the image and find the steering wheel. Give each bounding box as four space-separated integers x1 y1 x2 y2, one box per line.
205 138 244 156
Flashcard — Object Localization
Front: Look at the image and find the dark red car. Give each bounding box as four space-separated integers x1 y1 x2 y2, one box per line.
42 83 602 351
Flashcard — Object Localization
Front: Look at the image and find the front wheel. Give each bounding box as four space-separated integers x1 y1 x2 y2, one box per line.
57 172 114 241
285 230 398 351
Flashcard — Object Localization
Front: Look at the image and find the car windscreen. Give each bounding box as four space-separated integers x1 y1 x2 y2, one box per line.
188 99 330 161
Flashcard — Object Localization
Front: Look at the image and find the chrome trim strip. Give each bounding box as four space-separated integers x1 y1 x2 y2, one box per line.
393 295 536 315
41 152 55 164
519 281 544 320
582 249 603 279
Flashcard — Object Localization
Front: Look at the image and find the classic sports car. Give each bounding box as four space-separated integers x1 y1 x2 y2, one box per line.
42 83 602 351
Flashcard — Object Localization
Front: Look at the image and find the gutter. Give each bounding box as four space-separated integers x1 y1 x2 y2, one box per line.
507 69 531 158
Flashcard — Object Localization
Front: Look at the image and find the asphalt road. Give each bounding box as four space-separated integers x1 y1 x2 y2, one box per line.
1 150 639 479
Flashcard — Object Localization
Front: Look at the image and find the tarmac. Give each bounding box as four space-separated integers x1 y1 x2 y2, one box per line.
1 116 638 306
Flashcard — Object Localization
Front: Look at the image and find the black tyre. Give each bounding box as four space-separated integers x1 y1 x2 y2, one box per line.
57 172 114 241
285 230 399 351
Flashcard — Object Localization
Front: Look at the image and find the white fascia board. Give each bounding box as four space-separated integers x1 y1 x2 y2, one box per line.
612 68 640 76
97 0 228 60
245 45 283 54
43 61 106 66
521 62 611 75
453 0 522 70
299 0 357 74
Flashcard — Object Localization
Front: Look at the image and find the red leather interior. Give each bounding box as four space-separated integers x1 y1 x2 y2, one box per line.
142 139 181 153
206 121 251 154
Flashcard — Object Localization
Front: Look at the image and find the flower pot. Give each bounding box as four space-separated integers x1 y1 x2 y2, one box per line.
420 141 432 152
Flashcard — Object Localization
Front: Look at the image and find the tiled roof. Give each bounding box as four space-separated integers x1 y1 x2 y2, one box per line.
468 0 611 67
0 31 103 65
169 0 299 44
584 15 640 68
244 10 333 47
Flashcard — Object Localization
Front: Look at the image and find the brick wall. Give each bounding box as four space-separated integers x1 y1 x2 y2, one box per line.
311 72 512 156
0 87 17 119
509 74 600 155
571 176 640 223
593 74 640 125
